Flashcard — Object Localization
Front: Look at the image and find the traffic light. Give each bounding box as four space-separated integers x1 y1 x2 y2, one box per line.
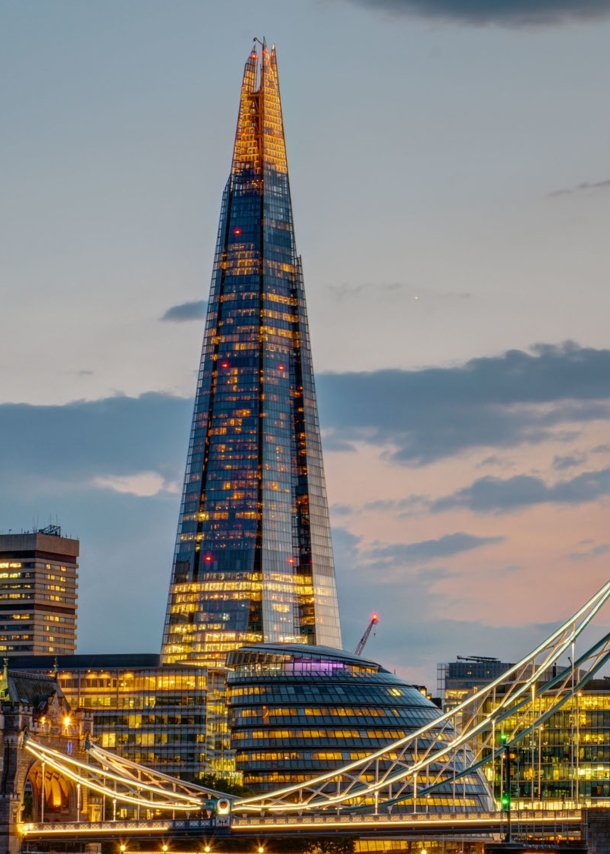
499 733 507 745
501 792 510 810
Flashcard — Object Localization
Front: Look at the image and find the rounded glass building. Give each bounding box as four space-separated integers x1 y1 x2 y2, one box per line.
226 643 492 811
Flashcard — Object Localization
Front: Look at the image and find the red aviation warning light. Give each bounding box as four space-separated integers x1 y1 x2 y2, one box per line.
233 227 242 236
354 613 380 656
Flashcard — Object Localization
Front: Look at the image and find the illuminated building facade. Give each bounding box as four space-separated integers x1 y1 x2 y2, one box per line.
437 657 512 711
482 679 610 809
162 42 341 666
440 658 610 808
0 527 78 656
226 643 492 809
12 654 233 785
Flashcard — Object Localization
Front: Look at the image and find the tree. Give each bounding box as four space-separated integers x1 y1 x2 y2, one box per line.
196 773 254 797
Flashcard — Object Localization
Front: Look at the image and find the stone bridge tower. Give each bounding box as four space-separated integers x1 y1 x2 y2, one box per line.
0 665 92 854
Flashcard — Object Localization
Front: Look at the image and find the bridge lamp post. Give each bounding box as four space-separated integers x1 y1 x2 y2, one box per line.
499 733 514 844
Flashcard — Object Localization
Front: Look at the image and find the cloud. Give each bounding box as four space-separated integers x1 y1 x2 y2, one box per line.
327 281 472 303
160 300 207 322
367 532 505 563
477 455 515 469
363 495 429 515
318 342 610 465
552 452 587 470
328 282 408 300
431 467 610 513
330 503 355 517
0 393 192 496
569 543 610 561
347 0 610 26
332 526 560 684
92 472 179 497
549 178 610 198
3 343 610 502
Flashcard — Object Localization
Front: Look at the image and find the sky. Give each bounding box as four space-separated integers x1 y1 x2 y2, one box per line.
2 0 610 688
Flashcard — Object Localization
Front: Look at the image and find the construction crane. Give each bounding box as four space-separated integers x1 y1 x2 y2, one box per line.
354 613 379 656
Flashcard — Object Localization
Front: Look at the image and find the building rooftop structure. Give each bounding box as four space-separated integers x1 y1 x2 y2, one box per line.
438 656 513 710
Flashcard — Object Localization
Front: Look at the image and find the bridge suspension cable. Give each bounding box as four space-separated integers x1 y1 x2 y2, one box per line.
22 737 232 812
233 579 610 814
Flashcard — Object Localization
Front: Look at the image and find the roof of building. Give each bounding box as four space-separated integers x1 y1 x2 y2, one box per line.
226 642 386 672
4 669 64 708
0 530 79 556
6 653 161 670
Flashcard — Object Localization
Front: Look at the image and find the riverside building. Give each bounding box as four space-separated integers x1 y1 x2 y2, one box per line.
0 526 78 657
482 678 610 809
11 654 233 784
162 41 342 667
226 642 493 808
440 657 610 808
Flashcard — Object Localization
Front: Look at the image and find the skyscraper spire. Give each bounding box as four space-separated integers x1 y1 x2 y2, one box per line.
161 43 342 666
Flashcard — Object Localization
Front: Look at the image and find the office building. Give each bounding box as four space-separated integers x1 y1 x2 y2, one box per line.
226 642 492 809
482 678 610 809
440 657 610 808
11 654 233 785
0 526 78 657
437 656 512 710
162 42 341 667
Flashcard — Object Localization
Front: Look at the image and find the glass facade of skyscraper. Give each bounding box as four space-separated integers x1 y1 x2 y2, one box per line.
162 43 341 666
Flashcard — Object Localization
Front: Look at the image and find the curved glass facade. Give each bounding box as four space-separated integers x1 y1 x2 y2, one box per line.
161 43 341 667
226 643 492 811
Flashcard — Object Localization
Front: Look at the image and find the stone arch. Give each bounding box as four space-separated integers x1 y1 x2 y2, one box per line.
24 760 77 822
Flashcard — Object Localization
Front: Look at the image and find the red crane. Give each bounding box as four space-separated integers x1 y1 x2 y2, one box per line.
353 613 379 656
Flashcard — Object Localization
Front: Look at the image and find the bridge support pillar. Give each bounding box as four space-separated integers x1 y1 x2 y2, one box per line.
0 793 25 854
0 704 35 854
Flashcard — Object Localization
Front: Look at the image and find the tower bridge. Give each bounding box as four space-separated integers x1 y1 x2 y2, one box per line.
4 580 610 853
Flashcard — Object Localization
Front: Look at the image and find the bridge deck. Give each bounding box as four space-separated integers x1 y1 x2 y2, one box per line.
19 810 583 840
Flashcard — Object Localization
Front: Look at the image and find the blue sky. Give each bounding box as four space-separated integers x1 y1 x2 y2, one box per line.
2 0 610 685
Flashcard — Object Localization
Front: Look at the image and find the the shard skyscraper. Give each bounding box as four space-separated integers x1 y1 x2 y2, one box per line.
162 43 342 666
